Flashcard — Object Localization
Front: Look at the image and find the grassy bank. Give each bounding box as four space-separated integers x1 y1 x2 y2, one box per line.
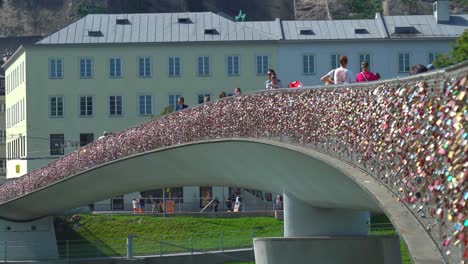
55 215 411 263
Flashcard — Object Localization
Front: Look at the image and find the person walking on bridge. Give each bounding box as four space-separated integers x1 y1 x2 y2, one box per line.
333 55 354 84
139 194 146 213
175 97 188 111
356 61 378 82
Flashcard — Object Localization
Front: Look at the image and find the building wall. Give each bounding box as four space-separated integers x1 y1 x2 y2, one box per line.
5 51 27 179
278 39 453 86
8 43 276 178
0 95 6 182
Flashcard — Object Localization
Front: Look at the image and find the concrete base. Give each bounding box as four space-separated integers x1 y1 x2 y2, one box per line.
283 192 370 237
254 236 402 264
0 217 58 260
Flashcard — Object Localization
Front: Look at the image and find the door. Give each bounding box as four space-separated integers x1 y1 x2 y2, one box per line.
199 186 212 208
111 195 124 210
80 133 94 146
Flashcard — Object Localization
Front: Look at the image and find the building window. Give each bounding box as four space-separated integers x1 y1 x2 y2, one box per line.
0 159 5 174
109 96 123 116
169 94 181 111
168 57 181 77
0 130 5 143
197 56 210 76
80 133 94 147
197 93 211 104
49 58 63 79
330 54 339 69
50 134 65 155
302 54 315 75
256 55 269 75
109 57 122 78
50 96 64 117
428 52 440 64
398 53 410 73
79 58 93 79
138 95 153 115
227 55 240 76
359 53 371 71
138 57 151 78
80 96 93 116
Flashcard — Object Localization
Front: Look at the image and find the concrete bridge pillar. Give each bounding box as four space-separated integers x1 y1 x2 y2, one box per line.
0 217 58 261
253 193 401 264
283 192 370 237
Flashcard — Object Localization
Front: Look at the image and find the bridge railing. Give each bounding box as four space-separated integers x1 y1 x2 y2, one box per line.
91 196 277 213
0 62 466 262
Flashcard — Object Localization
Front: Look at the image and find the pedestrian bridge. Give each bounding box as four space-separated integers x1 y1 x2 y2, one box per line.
0 62 466 263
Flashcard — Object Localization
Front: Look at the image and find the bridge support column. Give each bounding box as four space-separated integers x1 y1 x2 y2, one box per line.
253 193 401 264
0 216 58 260
283 192 370 237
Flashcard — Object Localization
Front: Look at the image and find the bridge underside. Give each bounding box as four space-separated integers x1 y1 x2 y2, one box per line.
0 139 445 263
0 140 381 221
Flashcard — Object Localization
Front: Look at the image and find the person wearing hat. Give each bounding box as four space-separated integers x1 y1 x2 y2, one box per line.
356 61 379 82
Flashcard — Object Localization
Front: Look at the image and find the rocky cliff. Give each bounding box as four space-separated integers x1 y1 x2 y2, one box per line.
0 0 466 37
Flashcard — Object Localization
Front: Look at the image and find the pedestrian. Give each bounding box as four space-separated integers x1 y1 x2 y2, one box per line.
275 194 283 210
139 194 146 213
132 199 138 214
355 61 379 82
225 196 233 211
265 69 281 88
234 195 243 212
234 87 242 95
175 97 188 111
266 74 282 90
320 69 335 85
98 131 111 140
150 194 158 214
213 197 219 212
333 55 354 84
219 91 227 98
410 64 428 75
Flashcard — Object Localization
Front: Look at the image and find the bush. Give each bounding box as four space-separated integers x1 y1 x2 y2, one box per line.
76 1 106 17
433 31 468 68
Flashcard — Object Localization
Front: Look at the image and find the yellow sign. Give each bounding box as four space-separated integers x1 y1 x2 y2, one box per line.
15 165 20 173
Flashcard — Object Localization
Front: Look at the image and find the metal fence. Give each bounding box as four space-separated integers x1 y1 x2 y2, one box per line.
0 223 393 262
93 196 279 214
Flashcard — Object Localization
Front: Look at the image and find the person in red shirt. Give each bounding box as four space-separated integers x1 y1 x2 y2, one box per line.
356 61 379 82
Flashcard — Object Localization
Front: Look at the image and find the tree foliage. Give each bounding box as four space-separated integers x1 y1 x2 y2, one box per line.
433 31 468 68
76 1 106 17
159 106 174 116
343 0 382 19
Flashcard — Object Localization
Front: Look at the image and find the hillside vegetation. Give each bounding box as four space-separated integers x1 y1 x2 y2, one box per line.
0 0 466 37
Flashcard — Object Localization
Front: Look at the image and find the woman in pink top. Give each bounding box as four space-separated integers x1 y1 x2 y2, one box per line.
356 61 379 82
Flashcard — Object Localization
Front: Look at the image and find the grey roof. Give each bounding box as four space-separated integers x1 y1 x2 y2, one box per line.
37 12 467 45
37 12 281 44
384 15 468 38
281 18 386 40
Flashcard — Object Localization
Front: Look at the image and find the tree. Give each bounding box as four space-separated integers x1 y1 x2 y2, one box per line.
76 1 106 17
433 31 468 68
159 106 174 116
